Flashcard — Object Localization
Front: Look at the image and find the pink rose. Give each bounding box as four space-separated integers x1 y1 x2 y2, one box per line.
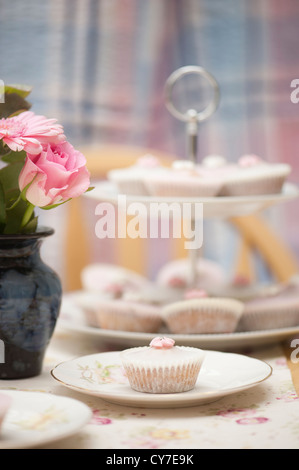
19 141 90 207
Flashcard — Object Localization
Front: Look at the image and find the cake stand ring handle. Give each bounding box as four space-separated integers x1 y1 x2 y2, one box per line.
164 65 220 123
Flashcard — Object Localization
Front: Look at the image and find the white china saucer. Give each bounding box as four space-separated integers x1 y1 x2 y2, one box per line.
51 351 272 409
0 390 91 449
58 293 299 351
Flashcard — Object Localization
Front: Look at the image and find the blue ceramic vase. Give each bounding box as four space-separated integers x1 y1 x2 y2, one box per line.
0 227 62 379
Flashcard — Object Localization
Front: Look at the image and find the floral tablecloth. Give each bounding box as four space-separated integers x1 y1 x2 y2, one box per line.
1 319 299 450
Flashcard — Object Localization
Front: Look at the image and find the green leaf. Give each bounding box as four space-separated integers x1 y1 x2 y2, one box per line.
0 92 31 118
3 197 28 234
20 202 35 229
21 215 38 233
0 161 24 192
4 84 32 99
0 141 13 157
1 150 26 163
41 198 71 210
5 188 21 210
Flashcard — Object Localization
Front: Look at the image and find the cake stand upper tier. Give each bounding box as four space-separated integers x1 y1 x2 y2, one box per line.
84 181 299 219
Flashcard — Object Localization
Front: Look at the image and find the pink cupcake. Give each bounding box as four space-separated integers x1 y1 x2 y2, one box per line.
121 337 205 393
144 160 223 198
0 393 12 433
91 299 162 333
107 154 168 196
161 293 244 334
221 155 291 196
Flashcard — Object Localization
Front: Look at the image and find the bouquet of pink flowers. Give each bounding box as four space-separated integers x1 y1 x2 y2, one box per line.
0 84 91 233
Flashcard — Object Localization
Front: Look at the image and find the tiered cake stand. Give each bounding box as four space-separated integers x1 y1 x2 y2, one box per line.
61 67 299 351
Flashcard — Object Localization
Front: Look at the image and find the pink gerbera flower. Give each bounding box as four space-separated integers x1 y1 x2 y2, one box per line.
0 111 65 155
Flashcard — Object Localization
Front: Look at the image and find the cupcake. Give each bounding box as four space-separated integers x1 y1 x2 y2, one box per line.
73 291 113 328
200 154 228 169
121 337 205 393
91 299 162 333
122 284 184 306
161 294 244 334
0 393 12 433
81 263 150 298
237 284 299 332
156 257 226 293
107 154 168 196
144 160 222 198
221 155 291 196
208 274 264 301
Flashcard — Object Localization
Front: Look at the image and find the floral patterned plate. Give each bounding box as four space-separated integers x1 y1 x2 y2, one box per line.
51 351 272 409
0 390 91 449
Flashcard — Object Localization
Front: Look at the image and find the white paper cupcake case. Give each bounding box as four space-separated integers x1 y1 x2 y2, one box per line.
93 301 162 333
161 298 244 334
237 304 299 332
121 347 205 393
221 165 290 197
144 177 222 198
112 178 150 196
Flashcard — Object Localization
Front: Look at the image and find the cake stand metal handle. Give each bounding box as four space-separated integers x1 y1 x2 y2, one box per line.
165 66 220 287
164 65 220 162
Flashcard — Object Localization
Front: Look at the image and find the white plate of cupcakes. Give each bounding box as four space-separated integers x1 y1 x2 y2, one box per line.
58 262 299 351
85 154 299 218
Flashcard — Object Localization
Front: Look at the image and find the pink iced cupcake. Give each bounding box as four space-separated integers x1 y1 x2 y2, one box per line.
161 294 244 334
144 160 223 198
221 155 291 196
0 393 12 433
121 337 205 393
91 299 162 333
107 154 168 196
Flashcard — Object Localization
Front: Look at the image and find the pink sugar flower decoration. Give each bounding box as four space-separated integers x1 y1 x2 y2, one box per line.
238 154 264 167
150 337 175 349
136 154 160 168
184 289 208 300
0 111 65 155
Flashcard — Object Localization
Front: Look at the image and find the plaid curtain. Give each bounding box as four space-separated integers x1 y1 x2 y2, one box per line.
1 0 299 281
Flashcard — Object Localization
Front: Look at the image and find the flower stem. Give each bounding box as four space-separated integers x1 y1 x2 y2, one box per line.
20 203 35 229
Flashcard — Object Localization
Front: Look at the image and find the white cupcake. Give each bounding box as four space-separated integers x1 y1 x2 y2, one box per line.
156 257 226 292
144 160 223 198
238 286 299 332
81 263 150 298
221 155 291 196
121 337 205 393
122 284 183 306
92 299 162 333
107 154 168 196
162 295 244 334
